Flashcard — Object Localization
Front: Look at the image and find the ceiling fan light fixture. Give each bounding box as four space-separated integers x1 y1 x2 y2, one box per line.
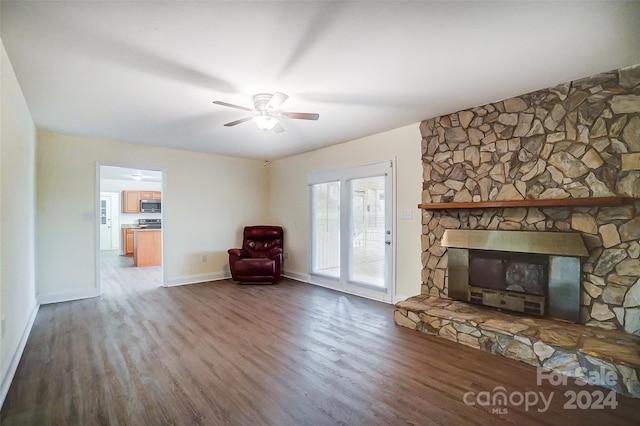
214 92 317 133
253 114 278 130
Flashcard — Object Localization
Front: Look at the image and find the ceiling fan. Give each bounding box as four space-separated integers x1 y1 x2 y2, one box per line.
213 92 319 133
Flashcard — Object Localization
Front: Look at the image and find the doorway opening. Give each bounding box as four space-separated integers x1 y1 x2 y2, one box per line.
98 165 164 295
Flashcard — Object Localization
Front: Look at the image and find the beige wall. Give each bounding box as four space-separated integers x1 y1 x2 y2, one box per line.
37 123 423 303
36 132 271 300
0 40 38 399
268 124 423 301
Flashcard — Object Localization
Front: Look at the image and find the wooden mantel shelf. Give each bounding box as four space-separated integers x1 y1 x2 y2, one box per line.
418 197 635 210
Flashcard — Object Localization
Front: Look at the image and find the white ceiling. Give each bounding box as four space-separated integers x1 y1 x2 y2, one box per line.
2 1 639 161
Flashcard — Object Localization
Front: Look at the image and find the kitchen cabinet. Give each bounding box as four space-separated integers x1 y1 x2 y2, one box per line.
122 191 140 213
140 191 162 200
123 228 134 256
123 190 162 213
133 229 162 267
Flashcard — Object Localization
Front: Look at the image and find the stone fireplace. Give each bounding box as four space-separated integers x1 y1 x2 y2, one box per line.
394 62 640 398
415 62 640 334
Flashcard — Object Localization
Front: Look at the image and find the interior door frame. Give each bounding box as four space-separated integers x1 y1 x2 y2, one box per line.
308 159 396 303
95 162 167 295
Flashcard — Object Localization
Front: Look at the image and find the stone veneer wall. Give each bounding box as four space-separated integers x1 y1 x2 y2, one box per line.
420 63 640 335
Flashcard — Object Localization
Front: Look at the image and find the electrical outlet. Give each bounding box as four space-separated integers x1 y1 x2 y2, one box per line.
201 254 207 263
284 252 290 260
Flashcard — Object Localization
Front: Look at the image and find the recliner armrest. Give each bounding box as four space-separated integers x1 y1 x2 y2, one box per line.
267 247 283 259
228 248 247 258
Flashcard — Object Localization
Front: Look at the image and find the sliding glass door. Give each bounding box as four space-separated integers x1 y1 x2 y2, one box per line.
309 161 393 302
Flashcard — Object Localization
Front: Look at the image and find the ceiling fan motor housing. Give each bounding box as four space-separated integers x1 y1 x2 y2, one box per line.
253 93 276 112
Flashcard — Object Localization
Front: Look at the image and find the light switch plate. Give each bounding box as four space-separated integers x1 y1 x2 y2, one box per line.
400 209 413 220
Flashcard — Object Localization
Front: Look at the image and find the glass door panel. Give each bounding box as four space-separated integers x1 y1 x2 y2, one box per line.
349 176 386 287
311 181 340 278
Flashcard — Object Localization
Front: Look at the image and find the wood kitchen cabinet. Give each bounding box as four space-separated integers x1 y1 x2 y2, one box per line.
140 191 153 200
123 190 162 213
122 191 140 213
123 228 134 256
133 229 162 267
140 191 162 200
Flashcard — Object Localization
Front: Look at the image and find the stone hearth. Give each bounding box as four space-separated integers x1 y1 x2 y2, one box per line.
395 295 640 398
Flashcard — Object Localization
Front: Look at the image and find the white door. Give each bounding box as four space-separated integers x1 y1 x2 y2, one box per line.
100 196 112 250
310 161 394 302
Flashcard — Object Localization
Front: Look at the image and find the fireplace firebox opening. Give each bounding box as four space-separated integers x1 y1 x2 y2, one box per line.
468 250 549 316
442 230 587 323
469 250 548 295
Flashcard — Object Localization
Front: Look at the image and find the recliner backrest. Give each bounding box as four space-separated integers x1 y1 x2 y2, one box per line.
242 226 283 258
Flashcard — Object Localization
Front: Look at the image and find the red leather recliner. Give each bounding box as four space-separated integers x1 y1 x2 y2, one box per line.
228 226 283 284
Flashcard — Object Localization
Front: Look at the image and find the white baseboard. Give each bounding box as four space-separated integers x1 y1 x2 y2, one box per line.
0 301 39 408
281 270 310 283
164 271 231 287
283 270 399 303
305 278 394 304
393 294 414 304
37 288 100 305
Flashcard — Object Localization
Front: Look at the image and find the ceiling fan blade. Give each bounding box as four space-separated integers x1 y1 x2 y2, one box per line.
224 116 253 127
273 123 285 133
266 92 289 110
283 112 319 120
213 101 253 112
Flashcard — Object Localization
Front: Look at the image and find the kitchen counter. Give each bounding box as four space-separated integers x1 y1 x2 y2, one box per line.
121 224 142 229
133 229 162 267
122 224 161 230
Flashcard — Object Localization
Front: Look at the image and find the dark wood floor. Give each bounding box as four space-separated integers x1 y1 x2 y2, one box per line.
2 252 640 425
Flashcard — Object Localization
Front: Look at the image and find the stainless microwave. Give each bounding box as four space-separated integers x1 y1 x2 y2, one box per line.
140 200 161 213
